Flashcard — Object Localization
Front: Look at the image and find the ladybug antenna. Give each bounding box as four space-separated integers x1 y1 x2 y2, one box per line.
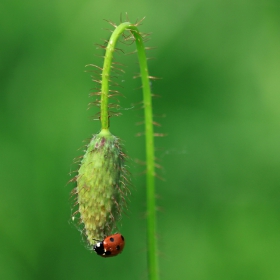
93 238 102 242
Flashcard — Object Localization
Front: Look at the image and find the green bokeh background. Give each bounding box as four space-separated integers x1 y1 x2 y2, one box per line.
1 1 280 279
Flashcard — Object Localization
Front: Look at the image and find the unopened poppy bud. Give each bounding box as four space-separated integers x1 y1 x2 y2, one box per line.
73 129 129 245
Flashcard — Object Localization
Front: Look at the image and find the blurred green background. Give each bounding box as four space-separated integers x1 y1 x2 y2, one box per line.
1 0 280 279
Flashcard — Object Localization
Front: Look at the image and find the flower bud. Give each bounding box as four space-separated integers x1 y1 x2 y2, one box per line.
72 129 129 245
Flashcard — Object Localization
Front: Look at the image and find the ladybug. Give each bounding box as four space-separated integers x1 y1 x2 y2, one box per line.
93 233 125 257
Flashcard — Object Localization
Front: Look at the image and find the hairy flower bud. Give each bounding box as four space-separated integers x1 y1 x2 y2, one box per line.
71 129 129 245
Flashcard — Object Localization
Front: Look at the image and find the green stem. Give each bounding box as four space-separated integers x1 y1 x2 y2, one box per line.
100 22 158 280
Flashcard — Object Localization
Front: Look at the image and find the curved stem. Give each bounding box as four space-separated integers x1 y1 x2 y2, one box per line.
100 22 158 280
100 22 130 130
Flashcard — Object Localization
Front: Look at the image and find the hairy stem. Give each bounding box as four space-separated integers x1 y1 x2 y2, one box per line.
100 22 158 280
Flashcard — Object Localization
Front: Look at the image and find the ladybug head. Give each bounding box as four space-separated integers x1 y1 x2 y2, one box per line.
93 241 105 256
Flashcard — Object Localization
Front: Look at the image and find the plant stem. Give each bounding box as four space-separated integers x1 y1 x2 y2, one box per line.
100 22 158 280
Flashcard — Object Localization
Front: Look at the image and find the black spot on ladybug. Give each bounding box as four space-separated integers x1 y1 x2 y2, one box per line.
116 245 120 250
105 251 111 256
120 235 124 241
110 237 114 242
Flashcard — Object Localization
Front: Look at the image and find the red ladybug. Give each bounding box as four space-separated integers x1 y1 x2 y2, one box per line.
93 233 125 257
